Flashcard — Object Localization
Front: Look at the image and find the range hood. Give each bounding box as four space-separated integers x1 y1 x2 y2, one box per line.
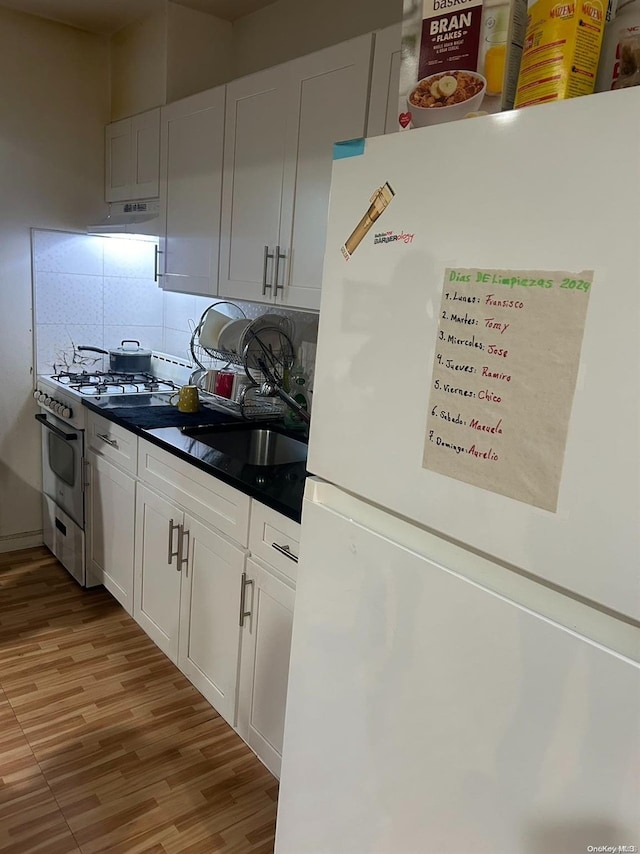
87 200 160 236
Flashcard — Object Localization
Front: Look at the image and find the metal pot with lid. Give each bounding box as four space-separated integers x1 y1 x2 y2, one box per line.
77 340 153 374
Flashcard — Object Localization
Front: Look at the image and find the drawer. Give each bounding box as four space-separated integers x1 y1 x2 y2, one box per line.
249 501 300 584
87 412 137 475
138 438 250 546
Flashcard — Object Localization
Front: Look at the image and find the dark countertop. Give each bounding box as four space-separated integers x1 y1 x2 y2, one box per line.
82 396 307 523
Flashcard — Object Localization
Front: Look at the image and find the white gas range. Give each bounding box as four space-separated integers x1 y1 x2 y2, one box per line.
35 353 192 424
34 354 192 586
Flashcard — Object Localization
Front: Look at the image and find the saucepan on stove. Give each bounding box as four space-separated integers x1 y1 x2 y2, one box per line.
76 340 152 374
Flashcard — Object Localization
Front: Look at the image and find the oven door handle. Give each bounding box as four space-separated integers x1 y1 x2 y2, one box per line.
35 413 77 441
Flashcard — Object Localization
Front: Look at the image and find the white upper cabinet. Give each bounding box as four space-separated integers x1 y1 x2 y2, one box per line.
219 34 374 311
105 108 160 202
105 119 130 202
219 64 290 303
367 24 402 138
278 35 374 310
159 87 226 296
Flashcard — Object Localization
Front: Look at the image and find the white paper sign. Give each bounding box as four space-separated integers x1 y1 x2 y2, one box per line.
423 268 593 511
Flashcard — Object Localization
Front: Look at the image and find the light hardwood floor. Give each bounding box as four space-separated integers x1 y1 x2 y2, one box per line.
0 547 278 854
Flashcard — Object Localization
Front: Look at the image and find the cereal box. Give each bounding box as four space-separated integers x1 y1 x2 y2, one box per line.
514 0 607 107
399 0 528 129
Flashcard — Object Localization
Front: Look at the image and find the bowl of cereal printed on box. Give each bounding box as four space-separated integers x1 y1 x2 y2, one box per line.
408 70 487 127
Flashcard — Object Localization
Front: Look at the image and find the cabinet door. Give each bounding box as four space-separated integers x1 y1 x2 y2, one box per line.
86 450 136 614
159 88 225 296
105 117 131 202
277 35 374 311
105 110 160 202
238 558 295 778
219 64 289 303
367 24 402 137
134 483 184 662
178 514 245 726
131 108 160 199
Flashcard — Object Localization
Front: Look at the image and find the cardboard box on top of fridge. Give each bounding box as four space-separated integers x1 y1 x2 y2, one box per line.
514 0 608 107
595 0 640 91
398 0 528 129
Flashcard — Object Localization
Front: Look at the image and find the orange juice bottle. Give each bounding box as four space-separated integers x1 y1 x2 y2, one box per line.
484 39 507 94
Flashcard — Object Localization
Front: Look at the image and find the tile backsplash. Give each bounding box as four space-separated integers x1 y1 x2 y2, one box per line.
32 230 318 379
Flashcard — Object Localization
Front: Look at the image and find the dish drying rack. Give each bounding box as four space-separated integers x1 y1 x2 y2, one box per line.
190 302 296 421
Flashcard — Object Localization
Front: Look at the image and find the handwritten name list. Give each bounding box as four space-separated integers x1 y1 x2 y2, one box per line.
422 268 593 511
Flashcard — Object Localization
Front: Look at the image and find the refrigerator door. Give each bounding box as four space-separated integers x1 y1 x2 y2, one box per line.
276 480 640 854
308 88 640 620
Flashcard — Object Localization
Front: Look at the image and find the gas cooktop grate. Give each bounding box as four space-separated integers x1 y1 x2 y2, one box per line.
49 370 181 395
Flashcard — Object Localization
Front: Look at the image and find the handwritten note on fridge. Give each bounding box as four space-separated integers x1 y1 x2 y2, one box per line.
422 268 593 512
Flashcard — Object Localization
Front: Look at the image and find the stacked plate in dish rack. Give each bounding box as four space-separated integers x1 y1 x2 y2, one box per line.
198 307 235 350
217 319 252 353
200 312 294 363
241 315 295 367
191 309 295 422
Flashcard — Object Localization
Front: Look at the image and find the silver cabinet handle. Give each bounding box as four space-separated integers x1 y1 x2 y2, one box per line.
262 245 274 295
239 571 254 627
97 432 118 448
272 542 298 563
273 245 286 295
168 519 181 566
154 245 162 281
179 527 190 574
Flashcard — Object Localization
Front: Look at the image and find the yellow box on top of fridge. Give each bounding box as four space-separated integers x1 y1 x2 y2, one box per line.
514 0 607 107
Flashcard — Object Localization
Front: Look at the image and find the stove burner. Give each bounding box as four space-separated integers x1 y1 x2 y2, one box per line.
48 369 180 396
52 369 157 383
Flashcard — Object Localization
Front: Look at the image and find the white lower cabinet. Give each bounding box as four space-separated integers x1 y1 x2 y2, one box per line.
178 513 245 727
85 417 300 769
86 449 136 614
134 483 184 662
237 557 295 778
134 479 246 727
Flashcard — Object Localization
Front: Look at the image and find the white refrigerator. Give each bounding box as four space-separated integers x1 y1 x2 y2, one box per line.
276 87 640 854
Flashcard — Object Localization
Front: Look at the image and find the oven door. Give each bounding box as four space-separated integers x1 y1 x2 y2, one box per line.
37 411 84 528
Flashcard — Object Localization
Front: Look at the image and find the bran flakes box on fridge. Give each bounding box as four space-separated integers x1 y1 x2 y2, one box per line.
399 0 528 129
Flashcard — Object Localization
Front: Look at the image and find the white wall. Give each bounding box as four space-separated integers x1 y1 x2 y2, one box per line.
110 2 232 119
232 0 402 78
33 230 319 379
109 0 401 118
167 3 232 103
32 232 163 375
0 7 108 551
110 6 168 120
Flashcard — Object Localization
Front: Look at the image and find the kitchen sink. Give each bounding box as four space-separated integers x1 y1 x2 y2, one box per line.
183 425 308 467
